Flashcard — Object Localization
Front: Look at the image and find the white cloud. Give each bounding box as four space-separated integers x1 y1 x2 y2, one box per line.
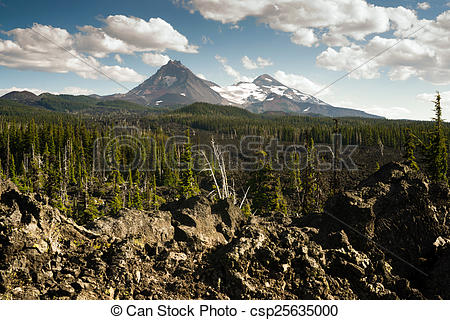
273 71 329 96
241 56 258 69
114 54 123 64
256 57 273 68
316 44 381 80
61 87 94 95
73 15 198 57
186 0 450 86
417 2 431 10
102 15 198 53
316 34 450 84
215 55 253 82
0 15 198 83
187 0 414 45
241 56 273 69
196 73 207 80
142 52 171 66
99 65 146 82
74 25 131 58
0 23 146 83
290 28 318 47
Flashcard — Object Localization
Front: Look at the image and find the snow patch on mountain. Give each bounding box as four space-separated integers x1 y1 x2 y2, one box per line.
210 75 323 108
211 83 266 105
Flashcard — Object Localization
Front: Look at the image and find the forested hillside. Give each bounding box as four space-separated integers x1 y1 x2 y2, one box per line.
0 99 448 225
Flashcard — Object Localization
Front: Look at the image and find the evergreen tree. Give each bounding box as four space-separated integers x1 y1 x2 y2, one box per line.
9 154 17 184
250 151 287 215
403 128 419 171
110 170 124 215
127 168 133 208
301 138 321 213
178 129 199 199
83 197 101 222
426 93 448 183
289 151 303 209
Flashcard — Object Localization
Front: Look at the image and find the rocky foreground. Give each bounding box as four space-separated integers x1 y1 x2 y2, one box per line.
0 162 449 300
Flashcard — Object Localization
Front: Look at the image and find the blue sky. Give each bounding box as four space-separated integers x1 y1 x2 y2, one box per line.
0 0 449 120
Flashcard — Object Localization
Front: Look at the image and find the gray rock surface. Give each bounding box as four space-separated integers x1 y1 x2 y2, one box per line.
0 162 448 299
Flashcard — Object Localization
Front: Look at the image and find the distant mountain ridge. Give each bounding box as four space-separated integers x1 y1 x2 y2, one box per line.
1 91 41 105
211 74 380 118
1 61 383 118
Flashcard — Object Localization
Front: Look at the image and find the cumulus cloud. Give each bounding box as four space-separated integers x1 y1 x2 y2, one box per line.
196 73 207 80
417 2 431 10
186 0 450 86
74 25 131 58
215 55 253 82
241 56 273 69
290 28 318 47
102 15 198 53
142 52 171 66
187 0 413 45
0 15 198 83
316 11 450 85
99 65 146 82
0 23 146 82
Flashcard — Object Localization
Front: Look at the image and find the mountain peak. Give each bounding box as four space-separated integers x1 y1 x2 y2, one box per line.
1 90 40 104
124 60 230 106
166 59 183 66
253 74 284 87
155 60 189 73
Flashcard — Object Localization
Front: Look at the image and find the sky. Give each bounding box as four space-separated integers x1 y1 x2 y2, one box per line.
0 0 450 120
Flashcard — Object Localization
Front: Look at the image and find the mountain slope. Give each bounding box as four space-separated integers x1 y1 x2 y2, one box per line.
1 93 158 114
0 63 382 118
1 91 41 105
119 60 231 106
211 74 382 118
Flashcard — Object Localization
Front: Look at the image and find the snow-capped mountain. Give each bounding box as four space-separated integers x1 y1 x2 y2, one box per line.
211 74 322 106
98 61 381 118
211 74 381 118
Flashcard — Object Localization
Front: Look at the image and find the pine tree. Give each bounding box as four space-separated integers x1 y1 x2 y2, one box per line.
9 155 17 184
127 168 133 208
0 158 4 179
289 151 303 208
110 170 124 215
132 170 143 210
403 128 419 171
250 151 287 215
426 93 448 183
301 138 321 213
83 197 101 222
178 129 199 199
